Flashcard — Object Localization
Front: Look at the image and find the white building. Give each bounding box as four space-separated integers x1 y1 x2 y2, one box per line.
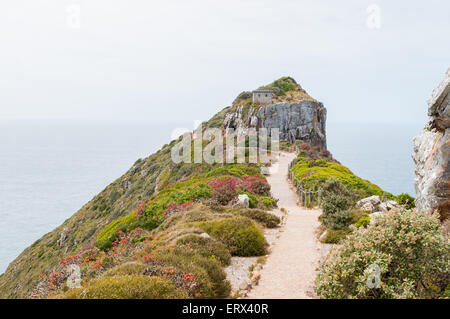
252 90 273 104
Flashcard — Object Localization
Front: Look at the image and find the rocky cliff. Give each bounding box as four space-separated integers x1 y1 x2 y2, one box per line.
412 69 450 222
224 78 327 149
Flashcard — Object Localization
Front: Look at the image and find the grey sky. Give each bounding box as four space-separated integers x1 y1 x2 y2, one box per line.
0 0 448 125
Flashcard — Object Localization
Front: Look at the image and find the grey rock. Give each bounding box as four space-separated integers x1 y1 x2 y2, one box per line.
199 232 211 238
413 69 450 216
319 230 328 242
378 202 389 213
355 196 381 212
57 228 69 246
236 194 249 208
239 281 251 291
224 100 327 149
386 200 399 210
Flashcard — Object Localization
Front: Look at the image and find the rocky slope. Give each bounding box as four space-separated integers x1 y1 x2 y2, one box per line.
412 69 449 222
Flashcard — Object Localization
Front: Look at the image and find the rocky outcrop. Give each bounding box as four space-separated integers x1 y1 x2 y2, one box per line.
355 195 399 213
223 100 327 149
412 69 450 221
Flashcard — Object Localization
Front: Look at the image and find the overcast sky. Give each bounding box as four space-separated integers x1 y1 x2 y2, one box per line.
0 0 448 125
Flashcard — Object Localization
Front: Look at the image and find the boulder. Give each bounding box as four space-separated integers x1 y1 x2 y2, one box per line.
236 194 250 208
356 195 381 212
378 202 389 213
360 202 375 212
319 230 328 242
386 200 400 210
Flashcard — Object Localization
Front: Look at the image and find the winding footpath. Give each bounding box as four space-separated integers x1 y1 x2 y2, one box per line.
246 152 322 299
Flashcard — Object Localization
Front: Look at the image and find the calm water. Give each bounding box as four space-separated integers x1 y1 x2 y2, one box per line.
0 121 422 273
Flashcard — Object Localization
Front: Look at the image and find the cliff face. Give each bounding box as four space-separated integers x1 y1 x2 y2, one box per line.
223 100 327 149
412 69 450 221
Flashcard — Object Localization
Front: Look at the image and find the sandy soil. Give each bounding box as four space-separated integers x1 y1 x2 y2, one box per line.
246 152 322 299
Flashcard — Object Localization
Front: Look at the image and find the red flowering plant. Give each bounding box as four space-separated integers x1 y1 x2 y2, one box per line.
210 177 238 205
162 200 194 217
240 175 270 196
32 227 147 299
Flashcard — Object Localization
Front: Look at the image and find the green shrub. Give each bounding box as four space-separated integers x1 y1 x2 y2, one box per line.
325 210 352 230
199 217 267 256
350 209 369 224
152 247 231 298
176 234 231 265
316 210 450 299
396 193 416 209
95 213 138 250
232 91 252 105
61 275 187 299
355 216 371 228
321 194 353 216
319 228 351 244
239 209 280 228
292 156 383 197
261 196 277 209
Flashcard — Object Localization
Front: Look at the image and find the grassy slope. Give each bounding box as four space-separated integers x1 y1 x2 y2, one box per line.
0 123 230 298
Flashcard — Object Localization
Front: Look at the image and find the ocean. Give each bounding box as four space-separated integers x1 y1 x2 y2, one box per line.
0 121 422 273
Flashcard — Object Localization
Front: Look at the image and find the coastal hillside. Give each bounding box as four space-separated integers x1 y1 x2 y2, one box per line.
0 77 388 299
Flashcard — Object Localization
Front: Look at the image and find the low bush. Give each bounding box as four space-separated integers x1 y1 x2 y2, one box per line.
396 193 416 210
319 228 351 244
321 194 353 217
239 209 280 228
355 216 371 228
316 210 450 299
199 217 267 256
151 247 231 298
211 178 237 205
261 196 277 208
350 209 369 224
292 156 383 197
241 175 271 196
325 210 352 230
95 213 138 250
176 234 231 265
61 275 187 299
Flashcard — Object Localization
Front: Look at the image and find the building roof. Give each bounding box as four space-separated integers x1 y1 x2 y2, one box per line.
252 89 273 93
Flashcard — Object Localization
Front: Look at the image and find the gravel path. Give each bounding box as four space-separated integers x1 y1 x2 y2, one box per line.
246 152 322 299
